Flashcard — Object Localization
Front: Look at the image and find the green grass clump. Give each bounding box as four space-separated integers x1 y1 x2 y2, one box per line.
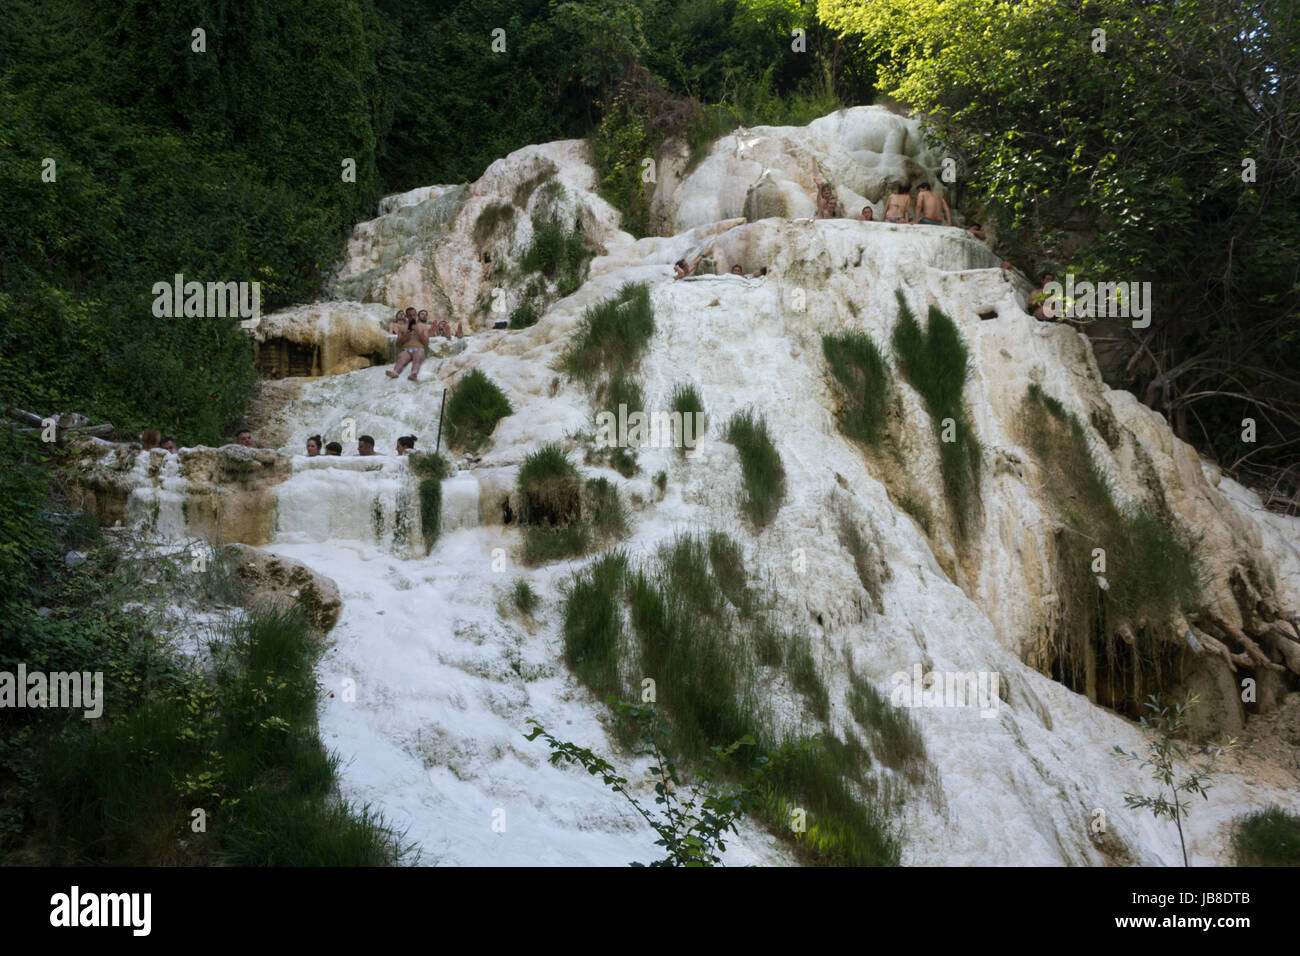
508 301 539 329
1022 383 1201 710
561 551 629 698
610 447 638 477
599 370 644 420
407 452 449 552
584 476 628 540
786 643 830 722
559 534 908 867
724 409 786 528
445 369 513 452
518 444 582 526
561 283 654 382
891 292 981 538
473 202 515 244
669 382 707 455
823 331 891 445
1230 806 1300 866
513 578 539 615
837 512 889 613
522 523 590 565
521 213 591 296
845 670 929 784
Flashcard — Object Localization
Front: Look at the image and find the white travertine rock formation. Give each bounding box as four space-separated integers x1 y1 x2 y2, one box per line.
81 109 1300 867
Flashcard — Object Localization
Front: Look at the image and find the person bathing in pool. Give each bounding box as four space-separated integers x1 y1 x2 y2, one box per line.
388 315 431 381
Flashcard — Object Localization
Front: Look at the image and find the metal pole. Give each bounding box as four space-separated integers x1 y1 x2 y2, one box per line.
435 388 448 453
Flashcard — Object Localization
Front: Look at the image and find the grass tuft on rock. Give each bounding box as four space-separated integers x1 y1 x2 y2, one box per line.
823 331 890 445
891 292 981 538
445 369 512 452
724 408 785 528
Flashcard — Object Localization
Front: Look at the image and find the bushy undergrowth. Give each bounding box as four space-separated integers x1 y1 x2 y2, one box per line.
558 533 912 865
1230 806 1300 866
724 409 786 528
891 292 981 539
445 368 513 452
1022 384 1201 709
823 331 890 446
521 211 592 298
0 495 409 866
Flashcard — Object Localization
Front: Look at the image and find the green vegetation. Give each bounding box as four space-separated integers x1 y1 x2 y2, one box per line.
517 444 627 566
723 409 786 528
836 511 889 613
669 382 707 456
445 369 513 452
560 551 630 697
1230 806 1300 867
1113 694 1236 867
823 331 890 446
823 0 1299 482
407 452 450 553
561 282 655 382
528 700 813 866
1024 385 1201 709
558 533 911 865
520 211 593 298
584 477 628 540
653 470 667 494
845 670 929 787
512 578 539 615
508 301 540 329
33 604 409 865
473 202 516 244
0 451 408 865
598 371 645 421
891 292 981 539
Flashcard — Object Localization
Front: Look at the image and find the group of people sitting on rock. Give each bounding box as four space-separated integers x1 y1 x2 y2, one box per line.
387 306 464 383
304 433 419 457
138 428 179 454
137 426 264 454
673 245 766 280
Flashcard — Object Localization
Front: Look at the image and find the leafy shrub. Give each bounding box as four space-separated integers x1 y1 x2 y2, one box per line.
1231 806 1300 866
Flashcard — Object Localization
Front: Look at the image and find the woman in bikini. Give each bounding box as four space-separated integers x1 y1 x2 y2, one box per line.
387 317 430 381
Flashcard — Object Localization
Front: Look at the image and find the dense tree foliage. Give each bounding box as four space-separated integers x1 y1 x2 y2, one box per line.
821 0 1300 483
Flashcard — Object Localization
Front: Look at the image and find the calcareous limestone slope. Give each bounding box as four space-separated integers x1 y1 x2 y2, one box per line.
75 106 1300 866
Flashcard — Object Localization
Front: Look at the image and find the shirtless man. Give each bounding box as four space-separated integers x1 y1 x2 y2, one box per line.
387 316 430 381
883 184 912 223
913 183 951 226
